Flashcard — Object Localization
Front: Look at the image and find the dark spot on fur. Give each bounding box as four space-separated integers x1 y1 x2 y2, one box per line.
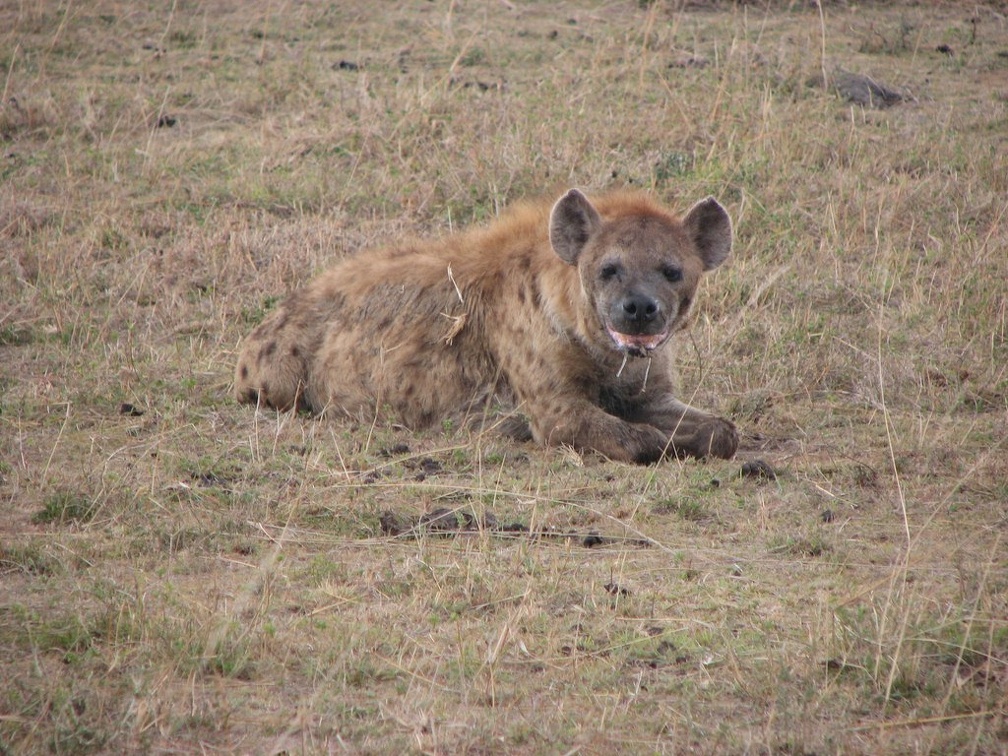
263 341 277 357
404 383 415 398
290 345 300 358
530 283 542 309
517 287 527 304
239 364 249 379
240 388 260 404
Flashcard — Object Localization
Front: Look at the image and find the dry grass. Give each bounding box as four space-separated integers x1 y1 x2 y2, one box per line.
1 0 1006 752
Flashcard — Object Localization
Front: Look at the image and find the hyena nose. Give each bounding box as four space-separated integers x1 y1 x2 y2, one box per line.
621 293 660 324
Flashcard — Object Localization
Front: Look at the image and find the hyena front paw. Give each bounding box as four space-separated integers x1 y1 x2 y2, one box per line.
687 417 738 460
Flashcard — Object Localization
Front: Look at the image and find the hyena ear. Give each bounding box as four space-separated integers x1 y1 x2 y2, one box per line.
550 189 601 265
683 196 733 271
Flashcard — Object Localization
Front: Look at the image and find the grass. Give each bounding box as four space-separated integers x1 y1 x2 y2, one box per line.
1 0 1006 752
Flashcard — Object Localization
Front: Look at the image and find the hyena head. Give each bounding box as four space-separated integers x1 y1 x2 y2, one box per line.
549 189 732 357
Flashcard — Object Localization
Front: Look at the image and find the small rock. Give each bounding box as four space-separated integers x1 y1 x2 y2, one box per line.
830 70 905 108
379 510 412 536
378 442 411 457
583 532 605 548
419 507 457 532
740 459 777 481
192 471 229 488
419 457 442 474
668 54 709 69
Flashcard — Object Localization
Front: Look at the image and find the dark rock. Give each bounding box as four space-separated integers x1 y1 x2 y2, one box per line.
741 459 777 481
828 69 905 108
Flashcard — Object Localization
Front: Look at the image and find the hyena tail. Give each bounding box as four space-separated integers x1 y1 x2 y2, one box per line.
233 314 312 412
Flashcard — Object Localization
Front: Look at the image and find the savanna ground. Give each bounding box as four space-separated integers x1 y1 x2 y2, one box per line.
1 0 1006 752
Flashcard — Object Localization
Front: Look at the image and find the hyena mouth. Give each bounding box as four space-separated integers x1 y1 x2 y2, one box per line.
606 327 669 357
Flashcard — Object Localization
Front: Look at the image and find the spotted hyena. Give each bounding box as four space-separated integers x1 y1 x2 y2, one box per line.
235 189 738 464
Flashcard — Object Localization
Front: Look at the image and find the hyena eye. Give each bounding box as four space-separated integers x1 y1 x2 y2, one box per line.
661 264 683 283
599 262 621 281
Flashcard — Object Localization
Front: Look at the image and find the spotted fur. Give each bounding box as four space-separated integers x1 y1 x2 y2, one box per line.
235 189 737 463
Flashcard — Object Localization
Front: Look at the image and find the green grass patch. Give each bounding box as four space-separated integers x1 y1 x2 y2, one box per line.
32 491 97 526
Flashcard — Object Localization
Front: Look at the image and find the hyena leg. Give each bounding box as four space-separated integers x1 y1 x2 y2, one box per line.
525 397 672 464
631 395 738 460
234 308 312 412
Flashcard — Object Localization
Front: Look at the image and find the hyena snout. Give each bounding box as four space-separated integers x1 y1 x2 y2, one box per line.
613 292 663 333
